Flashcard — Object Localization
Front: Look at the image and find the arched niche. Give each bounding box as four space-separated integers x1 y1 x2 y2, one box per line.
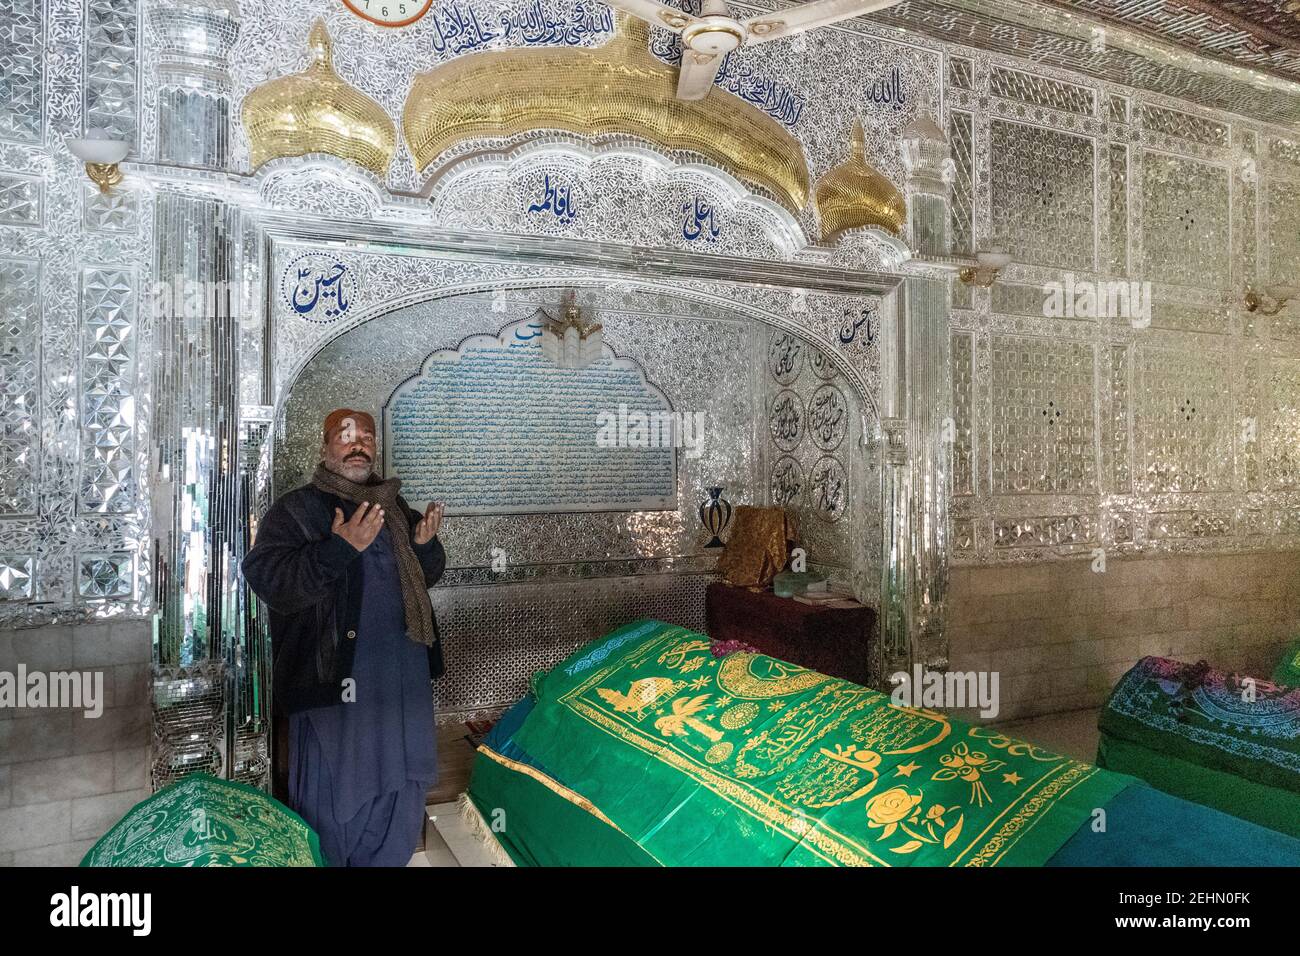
271 280 883 721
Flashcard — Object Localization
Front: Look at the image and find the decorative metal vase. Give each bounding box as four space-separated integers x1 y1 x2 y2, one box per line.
699 486 733 548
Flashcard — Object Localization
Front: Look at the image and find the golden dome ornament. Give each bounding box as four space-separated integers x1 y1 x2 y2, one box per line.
814 120 906 243
241 19 396 177
401 13 810 213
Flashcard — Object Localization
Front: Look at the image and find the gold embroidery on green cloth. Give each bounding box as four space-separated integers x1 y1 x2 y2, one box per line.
515 623 1128 866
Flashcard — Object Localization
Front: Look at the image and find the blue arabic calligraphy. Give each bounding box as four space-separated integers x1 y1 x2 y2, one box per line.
865 67 905 110
527 174 578 223
648 15 804 129
715 57 805 128
499 0 612 46
431 0 615 54
682 196 721 242
291 262 351 319
430 1 498 54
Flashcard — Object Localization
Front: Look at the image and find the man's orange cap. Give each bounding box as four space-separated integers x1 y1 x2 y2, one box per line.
322 408 376 443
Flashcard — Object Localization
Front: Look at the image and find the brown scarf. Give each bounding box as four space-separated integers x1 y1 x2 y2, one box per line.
312 463 436 647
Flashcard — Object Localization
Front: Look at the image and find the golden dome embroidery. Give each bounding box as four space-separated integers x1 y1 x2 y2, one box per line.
401 13 810 213
241 19 396 177
815 121 907 242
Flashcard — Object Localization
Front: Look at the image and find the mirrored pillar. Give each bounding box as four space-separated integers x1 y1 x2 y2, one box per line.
146 0 265 789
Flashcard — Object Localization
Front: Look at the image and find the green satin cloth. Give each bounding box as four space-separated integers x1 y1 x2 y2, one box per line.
513 619 1130 866
1275 639 1300 688
81 773 325 867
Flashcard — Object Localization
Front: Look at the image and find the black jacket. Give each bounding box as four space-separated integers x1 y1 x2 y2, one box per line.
242 483 446 715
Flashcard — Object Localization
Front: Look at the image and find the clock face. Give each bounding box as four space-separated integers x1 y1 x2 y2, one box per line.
341 0 434 27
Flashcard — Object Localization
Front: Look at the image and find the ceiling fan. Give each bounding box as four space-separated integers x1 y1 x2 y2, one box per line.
604 0 906 100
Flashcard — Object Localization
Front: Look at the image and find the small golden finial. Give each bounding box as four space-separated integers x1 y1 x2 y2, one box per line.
850 120 866 161
307 19 332 67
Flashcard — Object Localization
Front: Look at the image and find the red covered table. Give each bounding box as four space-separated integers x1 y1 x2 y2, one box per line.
704 582 873 686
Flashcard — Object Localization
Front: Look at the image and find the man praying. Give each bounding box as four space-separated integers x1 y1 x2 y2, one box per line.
242 408 446 866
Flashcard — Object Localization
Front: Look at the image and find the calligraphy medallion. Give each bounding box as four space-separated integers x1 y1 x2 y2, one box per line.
280 251 360 323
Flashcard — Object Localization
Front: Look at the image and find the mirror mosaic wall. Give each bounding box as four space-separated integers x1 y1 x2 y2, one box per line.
1 0 1298 797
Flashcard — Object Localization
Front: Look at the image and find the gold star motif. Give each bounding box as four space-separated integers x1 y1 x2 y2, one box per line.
895 761 921 777
1003 772 1022 786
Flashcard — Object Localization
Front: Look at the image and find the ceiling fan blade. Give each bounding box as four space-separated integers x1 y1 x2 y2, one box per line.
601 0 700 32
742 0 905 45
676 50 725 100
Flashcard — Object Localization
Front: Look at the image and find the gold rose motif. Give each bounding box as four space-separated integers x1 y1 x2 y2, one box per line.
865 786 965 854
865 787 922 834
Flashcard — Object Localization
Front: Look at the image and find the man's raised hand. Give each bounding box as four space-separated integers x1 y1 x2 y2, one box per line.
332 502 385 552
413 501 444 545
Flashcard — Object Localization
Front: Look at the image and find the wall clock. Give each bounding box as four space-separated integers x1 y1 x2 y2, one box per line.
341 0 434 27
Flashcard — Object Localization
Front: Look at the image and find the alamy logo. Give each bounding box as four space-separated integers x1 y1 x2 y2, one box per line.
0 666 104 718
595 403 705 459
1042 274 1151 326
891 666 1000 718
50 886 151 936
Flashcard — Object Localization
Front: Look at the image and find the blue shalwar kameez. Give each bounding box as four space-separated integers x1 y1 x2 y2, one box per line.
288 525 438 866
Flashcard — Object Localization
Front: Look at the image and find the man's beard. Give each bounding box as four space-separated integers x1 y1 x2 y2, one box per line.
328 455 372 478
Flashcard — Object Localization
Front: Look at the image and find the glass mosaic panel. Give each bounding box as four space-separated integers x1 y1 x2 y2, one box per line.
951 331 974 497
1147 512 1233 540
1266 179 1300 286
951 279 973 311
947 110 974 256
989 120 1096 270
989 66 1095 116
989 334 1097 495
1138 104 1229 148
1107 94 1129 126
1149 302 1224 334
79 267 137 514
0 555 33 601
993 514 1096 549
84 0 139 148
1241 354 1261 493
0 0 43 144
431 573 712 719
78 552 133 600
0 257 40 515
1268 138 1300 166
948 56 973 91
0 172 40 226
1135 346 1233 493
1238 168 1258 293
1110 345 1130 493
1265 358 1300 491
1141 152 1230 289
1107 143 1128 275
83 184 140 234
951 517 975 552
991 283 1054 318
